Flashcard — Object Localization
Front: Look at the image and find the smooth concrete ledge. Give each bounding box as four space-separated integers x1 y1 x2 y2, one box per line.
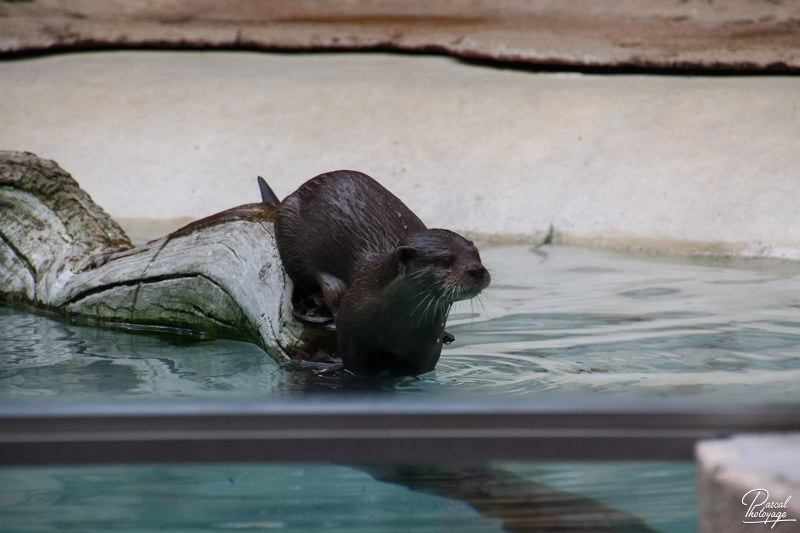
697 434 800 533
1 51 799 258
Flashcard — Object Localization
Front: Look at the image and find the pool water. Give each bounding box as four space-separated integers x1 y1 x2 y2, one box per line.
2 245 799 403
0 462 696 532
2 244 799 532
437 245 800 403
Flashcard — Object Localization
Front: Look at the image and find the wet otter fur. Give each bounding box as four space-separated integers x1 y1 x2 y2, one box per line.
271 170 490 376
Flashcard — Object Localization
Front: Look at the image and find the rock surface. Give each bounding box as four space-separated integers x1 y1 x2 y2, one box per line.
1 51 799 258
697 434 800 533
1 0 799 70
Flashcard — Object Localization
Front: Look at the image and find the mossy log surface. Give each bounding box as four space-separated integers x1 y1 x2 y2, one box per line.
0 150 332 365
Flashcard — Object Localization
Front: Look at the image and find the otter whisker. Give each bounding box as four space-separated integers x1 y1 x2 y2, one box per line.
420 293 436 322
477 293 489 316
446 280 459 303
410 290 433 321
412 290 437 325
423 293 438 322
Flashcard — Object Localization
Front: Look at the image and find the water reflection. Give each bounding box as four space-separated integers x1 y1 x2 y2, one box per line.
0 307 282 399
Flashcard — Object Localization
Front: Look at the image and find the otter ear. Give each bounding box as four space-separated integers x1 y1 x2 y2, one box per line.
395 246 417 265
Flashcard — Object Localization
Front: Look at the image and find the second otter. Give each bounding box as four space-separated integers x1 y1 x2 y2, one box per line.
273 170 490 376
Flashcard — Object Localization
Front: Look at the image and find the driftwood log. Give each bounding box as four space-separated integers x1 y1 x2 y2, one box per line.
0 150 335 365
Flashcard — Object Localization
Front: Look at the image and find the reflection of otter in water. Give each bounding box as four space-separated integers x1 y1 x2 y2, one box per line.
265 170 490 376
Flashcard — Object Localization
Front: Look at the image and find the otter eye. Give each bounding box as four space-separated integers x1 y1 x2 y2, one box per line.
440 255 454 268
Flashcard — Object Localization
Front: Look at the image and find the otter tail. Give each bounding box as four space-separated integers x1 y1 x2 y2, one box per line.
257 176 280 206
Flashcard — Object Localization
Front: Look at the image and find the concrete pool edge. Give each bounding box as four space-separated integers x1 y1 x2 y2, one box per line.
552 232 800 263
118 218 800 262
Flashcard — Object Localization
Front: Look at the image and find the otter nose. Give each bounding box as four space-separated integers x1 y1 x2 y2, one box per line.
467 264 489 282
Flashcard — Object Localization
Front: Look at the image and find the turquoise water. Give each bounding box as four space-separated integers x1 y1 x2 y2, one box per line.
2 245 799 402
0 462 695 532
2 244 799 531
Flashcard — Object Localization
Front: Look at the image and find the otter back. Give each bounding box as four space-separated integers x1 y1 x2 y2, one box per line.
274 170 425 313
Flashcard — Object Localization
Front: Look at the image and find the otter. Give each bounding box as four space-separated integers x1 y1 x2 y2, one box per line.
268 170 490 376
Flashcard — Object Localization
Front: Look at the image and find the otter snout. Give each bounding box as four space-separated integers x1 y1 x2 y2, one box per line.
467 263 490 284
449 261 489 302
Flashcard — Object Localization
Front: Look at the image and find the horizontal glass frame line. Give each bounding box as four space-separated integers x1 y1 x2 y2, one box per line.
1 401 797 464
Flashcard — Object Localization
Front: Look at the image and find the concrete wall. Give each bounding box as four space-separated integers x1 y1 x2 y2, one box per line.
1 51 799 256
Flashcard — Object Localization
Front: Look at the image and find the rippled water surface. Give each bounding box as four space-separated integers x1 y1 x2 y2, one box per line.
2 245 799 403
2 244 799 532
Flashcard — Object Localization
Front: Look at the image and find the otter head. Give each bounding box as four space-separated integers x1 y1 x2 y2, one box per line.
394 229 490 304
